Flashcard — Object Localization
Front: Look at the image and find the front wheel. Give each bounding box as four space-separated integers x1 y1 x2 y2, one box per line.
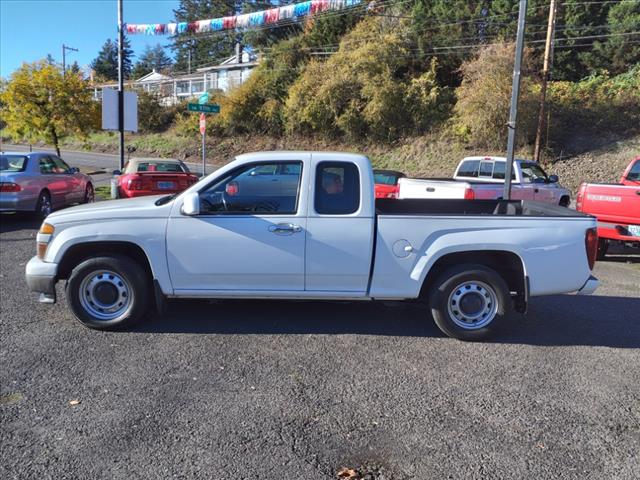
66 255 150 330
428 265 511 341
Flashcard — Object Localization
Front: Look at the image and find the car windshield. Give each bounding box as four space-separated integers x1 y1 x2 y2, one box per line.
0 155 28 172
135 162 186 173
627 160 640 181
373 172 400 185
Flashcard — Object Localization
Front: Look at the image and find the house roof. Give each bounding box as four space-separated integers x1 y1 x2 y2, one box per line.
135 69 173 83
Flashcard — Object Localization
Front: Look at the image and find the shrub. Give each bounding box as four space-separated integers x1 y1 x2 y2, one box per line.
285 17 452 141
137 91 183 133
453 42 538 149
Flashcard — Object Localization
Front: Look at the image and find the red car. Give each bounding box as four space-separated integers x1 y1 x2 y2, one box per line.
576 156 640 258
373 169 405 199
116 158 198 198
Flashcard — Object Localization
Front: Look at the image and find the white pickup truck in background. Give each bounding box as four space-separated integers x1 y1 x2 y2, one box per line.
398 156 572 207
26 151 598 341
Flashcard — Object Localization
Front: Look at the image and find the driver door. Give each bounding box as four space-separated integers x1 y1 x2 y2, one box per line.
166 159 307 294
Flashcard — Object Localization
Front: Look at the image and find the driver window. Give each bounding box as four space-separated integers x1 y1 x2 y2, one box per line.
51 156 71 173
199 161 302 214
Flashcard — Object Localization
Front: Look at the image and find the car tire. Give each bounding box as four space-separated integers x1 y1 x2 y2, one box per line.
34 190 52 220
596 238 609 261
83 183 95 204
559 196 570 208
428 264 511 341
66 255 150 330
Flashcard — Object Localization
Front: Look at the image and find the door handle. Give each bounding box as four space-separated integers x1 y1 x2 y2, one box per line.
268 223 302 235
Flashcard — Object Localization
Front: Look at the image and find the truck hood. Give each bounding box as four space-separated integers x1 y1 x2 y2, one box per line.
46 195 173 224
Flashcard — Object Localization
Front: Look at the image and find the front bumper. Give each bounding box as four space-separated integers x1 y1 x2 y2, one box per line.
576 275 599 295
25 256 58 303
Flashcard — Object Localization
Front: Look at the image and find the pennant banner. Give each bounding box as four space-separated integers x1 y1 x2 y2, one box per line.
125 0 363 35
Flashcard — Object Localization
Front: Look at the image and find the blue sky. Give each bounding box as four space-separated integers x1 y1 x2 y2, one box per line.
1 0 180 78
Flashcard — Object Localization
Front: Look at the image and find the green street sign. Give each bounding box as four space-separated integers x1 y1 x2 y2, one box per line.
188 103 220 113
198 92 209 105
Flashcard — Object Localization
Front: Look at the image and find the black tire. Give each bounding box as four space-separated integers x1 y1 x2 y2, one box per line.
428 264 511 341
34 190 52 220
596 238 609 261
66 255 150 330
83 183 94 204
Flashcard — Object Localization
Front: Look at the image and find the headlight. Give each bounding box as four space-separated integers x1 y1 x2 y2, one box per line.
37 223 55 259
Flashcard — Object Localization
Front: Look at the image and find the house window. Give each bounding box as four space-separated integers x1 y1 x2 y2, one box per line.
176 81 189 94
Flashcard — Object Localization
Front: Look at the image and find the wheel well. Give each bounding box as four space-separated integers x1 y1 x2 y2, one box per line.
57 241 153 282
559 195 570 206
420 250 527 312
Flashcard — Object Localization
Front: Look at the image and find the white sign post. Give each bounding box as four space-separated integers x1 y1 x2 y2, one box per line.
102 88 138 132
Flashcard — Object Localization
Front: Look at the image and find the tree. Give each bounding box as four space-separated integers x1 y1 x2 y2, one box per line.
0 61 99 156
70 61 82 75
172 0 238 73
90 37 133 80
131 44 174 79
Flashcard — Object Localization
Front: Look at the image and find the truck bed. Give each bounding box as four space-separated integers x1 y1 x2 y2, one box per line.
375 199 586 217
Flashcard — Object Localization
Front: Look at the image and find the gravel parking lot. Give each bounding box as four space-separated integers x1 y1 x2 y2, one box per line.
1 213 639 479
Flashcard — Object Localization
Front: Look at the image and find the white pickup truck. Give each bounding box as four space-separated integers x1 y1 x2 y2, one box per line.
398 156 571 206
25 151 599 340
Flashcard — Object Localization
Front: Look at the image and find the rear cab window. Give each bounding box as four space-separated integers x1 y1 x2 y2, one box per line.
457 160 480 178
0 155 27 172
315 162 360 215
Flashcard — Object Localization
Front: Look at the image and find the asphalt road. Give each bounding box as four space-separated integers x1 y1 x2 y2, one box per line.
1 144 205 188
1 214 639 479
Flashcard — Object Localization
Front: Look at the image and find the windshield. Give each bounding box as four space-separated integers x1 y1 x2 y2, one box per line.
627 160 640 181
0 155 28 172
131 161 187 173
373 172 402 185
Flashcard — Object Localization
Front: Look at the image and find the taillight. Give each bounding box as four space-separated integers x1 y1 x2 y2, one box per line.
585 227 598 270
464 187 475 200
0 182 22 192
127 177 143 190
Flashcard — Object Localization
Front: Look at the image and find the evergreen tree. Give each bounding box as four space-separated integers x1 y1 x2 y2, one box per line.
131 45 174 79
591 1 640 76
171 0 238 73
90 37 133 81
70 61 81 75
45 54 57 66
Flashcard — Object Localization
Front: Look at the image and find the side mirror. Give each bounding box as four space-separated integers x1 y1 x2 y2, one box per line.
112 169 122 176
548 174 559 183
181 191 200 216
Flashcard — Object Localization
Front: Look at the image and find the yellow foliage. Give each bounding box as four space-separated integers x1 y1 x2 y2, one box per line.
0 60 99 153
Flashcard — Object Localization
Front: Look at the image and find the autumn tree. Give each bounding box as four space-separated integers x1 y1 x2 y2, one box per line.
0 61 99 156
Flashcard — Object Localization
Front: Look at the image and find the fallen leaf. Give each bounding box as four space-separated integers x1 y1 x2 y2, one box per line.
337 467 361 479
69 399 81 406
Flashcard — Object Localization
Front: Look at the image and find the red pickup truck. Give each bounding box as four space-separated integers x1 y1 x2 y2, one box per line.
576 157 640 258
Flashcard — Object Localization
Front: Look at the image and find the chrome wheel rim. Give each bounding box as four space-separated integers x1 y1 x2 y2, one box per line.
39 195 52 217
447 280 498 330
79 270 132 321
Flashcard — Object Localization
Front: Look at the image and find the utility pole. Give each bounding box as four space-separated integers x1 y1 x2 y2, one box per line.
533 0 558 163
187 48 192 74
62 44 78 75
117 0 125 170
503 0 528 200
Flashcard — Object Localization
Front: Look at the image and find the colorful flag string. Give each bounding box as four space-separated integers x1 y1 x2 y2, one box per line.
125 0 363 35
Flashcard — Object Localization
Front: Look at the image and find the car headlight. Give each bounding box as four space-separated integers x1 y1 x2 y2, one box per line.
37 223 55 259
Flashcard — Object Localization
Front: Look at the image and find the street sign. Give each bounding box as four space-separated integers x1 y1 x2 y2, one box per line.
198 92 209 105
199 113 206 135
188 103 220 113
102 88 138 132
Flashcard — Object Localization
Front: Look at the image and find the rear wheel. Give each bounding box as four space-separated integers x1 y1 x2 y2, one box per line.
35 190 52 219
559 196 571 208
428 264 511 341
66 255 150 330
83 183 94 204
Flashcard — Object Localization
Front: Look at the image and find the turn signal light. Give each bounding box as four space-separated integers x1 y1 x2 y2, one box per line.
0 182 21 192
39 223 55 234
